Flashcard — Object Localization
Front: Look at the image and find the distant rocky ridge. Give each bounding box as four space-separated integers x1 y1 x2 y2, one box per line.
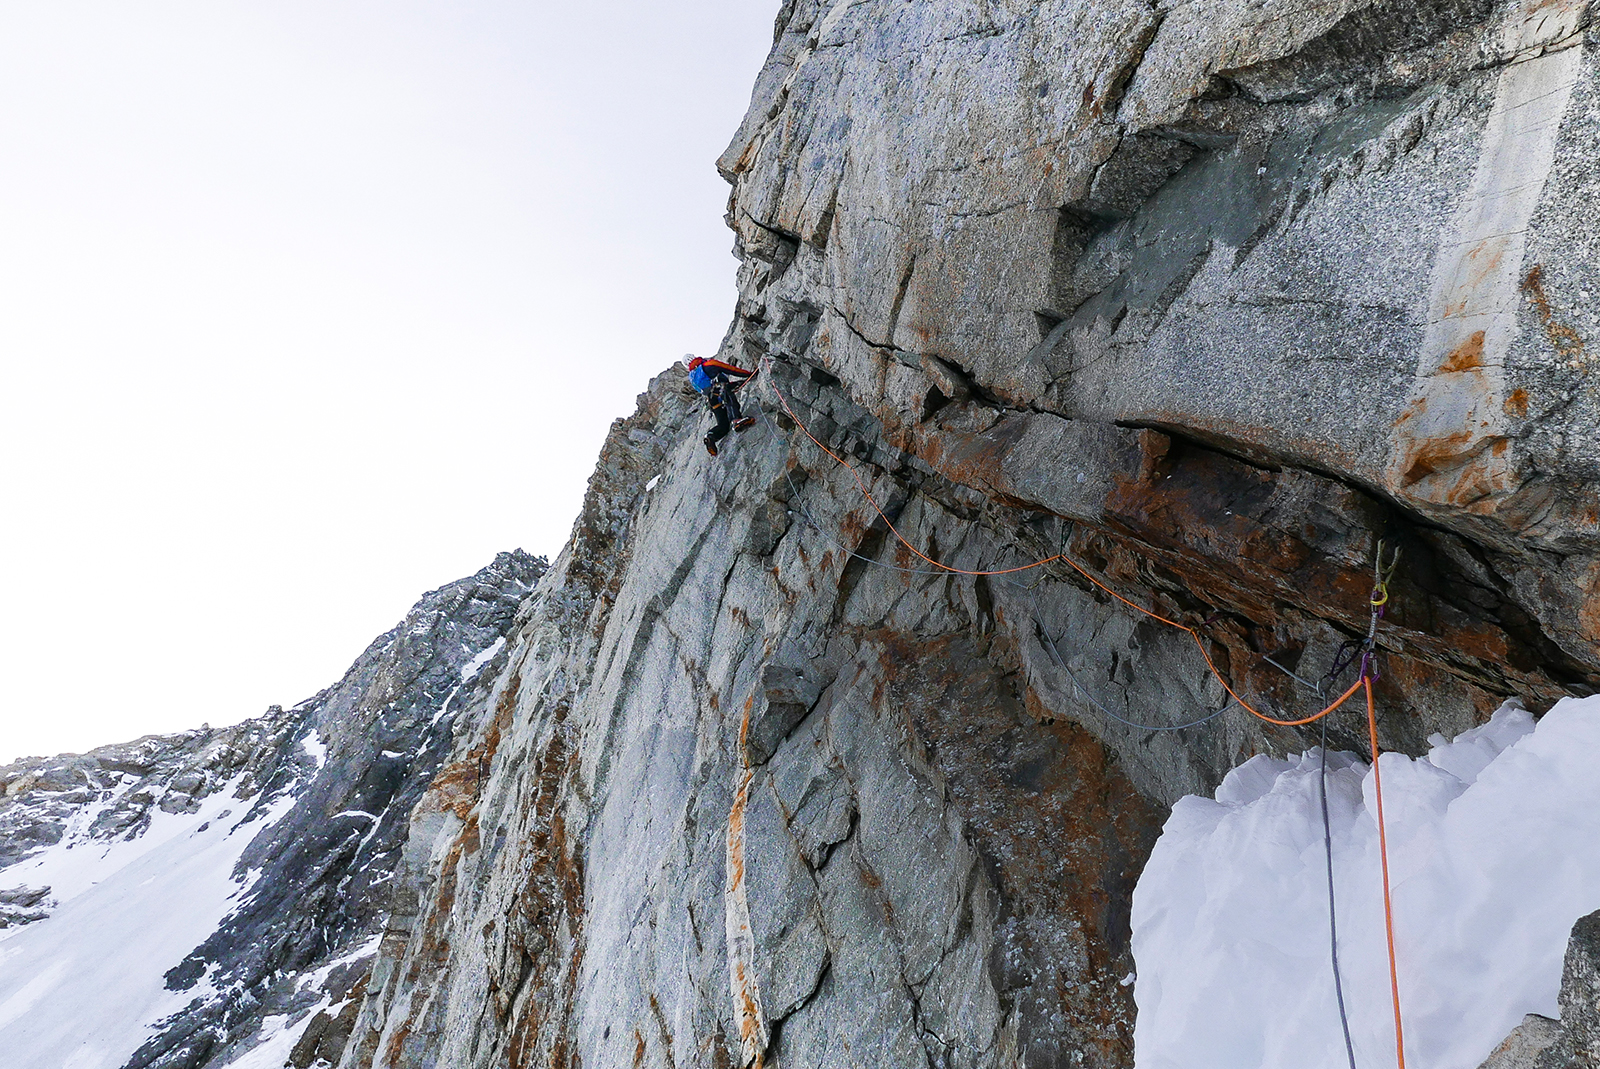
0 550 543 1069
0 710 304 927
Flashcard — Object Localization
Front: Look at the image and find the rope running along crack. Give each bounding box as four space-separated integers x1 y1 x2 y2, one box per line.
753 356 1408 1067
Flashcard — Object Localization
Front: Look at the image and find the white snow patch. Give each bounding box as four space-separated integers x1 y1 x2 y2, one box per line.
210 932 383 1069
214 1011 311 1069
211 934 382 1069
2 775 256 914
1132 695 1600 1069
644 474 661 492
430 683 463 726
296 933 382 994
0 780 298 1069
300 731 328 769
460 636 506 682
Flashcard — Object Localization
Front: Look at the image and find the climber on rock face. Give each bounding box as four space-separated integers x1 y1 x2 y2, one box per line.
686 355 757 457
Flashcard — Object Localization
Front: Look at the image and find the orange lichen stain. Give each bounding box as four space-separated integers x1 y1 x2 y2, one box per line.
738 695 754 755
1578 565 1600 656
1398 431 1475 485
1522 264 1588 365
1504 389 1530 417
1439 330 1486 372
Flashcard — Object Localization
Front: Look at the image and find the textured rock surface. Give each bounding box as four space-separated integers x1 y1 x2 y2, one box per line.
1479 1015 1562 1069
339 1 1598 1067
1480 909 1600 1068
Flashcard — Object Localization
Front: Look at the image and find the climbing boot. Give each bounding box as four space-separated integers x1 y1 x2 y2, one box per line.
704 437 719 457
734 417 756 433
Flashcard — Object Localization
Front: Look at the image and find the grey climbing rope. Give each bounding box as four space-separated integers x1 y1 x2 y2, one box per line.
753 395 1049 586
1039 627 1234 733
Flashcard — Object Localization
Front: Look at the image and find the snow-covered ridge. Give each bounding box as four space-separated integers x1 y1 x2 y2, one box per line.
0 770 300 1069
0 711 305 933
1132 694 1600 1069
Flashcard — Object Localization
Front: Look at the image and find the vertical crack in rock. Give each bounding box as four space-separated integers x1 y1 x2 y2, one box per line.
1389 0 1586 525
724 701 770 1068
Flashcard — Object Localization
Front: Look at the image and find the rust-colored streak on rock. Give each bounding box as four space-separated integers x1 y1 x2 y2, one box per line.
483 669 524 766
1104 449 1321 595
912 406 1031 505
1397 428 1479 487
381 1022 413 1069
496 703 585 1069
871 630 1163 1067
1439 330 1486 372
1087 436 1562 710
425 759 485 821
1522 264 1587 363
1503 388 1530 417
417 670 523 823
738 694 755 763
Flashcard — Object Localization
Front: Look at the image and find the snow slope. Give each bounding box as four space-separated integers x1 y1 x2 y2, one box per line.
1132 695 1600 1069
0 780 295 1069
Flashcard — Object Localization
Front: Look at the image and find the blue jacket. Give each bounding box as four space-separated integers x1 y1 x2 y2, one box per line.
688 359 753 394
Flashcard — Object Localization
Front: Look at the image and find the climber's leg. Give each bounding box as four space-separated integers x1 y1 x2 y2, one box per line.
704 387 733 456
723 387 756 433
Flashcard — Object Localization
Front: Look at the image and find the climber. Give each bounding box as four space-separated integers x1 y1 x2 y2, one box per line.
686 355 757 457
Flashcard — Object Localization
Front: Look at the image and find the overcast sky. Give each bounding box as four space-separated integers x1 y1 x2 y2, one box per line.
0 1 776 762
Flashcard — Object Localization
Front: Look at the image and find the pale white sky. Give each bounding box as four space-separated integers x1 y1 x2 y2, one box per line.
0 1 776 762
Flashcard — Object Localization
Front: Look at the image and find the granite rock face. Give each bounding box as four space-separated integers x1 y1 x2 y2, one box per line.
337 1 1597 1067
125 551 545 1069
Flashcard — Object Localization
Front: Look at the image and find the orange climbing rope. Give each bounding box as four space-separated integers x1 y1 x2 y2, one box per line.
765 361 1066 577
764 360 1408 1066
1366 674 1408 1069
764 363 1364 728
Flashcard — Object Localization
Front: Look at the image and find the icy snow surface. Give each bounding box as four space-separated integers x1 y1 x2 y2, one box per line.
0 781 296 1069
209 936 380 1069
460 635 506 682
1132 694 1600 1069
301 730 328 769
